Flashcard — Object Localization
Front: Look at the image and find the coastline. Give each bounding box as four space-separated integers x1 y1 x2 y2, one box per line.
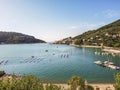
70 44 102 48
70 44 120 55
102 47 120 54
81 45 102 48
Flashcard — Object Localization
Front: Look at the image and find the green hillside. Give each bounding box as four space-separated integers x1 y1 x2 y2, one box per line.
0 31 45 44
55 19 120 47
73 19 120 47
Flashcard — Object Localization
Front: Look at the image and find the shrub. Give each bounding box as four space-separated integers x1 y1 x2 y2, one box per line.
0 71 5 77
114 72 120 90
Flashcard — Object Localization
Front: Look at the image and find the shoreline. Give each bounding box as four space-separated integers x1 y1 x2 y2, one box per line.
48 83 115 90
1 75 114 84
70 44 102 48
81 45 102 48
0 75 115 90
102 47 120 54
70 44 120 55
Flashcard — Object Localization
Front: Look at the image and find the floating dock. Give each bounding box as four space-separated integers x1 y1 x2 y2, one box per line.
94 61 120 70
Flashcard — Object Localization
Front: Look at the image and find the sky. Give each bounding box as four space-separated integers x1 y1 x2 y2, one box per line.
0 0 120 42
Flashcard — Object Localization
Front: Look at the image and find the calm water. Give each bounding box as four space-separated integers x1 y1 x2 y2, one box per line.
0 43 120 83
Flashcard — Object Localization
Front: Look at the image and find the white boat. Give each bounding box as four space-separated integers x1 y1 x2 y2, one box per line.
94 60 120 70
104 61 114 65
94 61 103 65
108 64 120 70
94 52 101 55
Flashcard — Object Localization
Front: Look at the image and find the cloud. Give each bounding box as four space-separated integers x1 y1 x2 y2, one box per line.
95 9 120 18
68 26 78 29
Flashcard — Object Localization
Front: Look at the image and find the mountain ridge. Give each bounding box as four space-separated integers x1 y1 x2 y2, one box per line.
0 31 46 44
54 19 120 47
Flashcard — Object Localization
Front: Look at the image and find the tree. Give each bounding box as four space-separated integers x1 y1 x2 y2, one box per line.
85 85 94 90
0 75 44 90
67 76 94 90
0 71 5 77
74 39 83 45
45 83 61 90
0 75 94 90
114 72 120 90
67 76 85 90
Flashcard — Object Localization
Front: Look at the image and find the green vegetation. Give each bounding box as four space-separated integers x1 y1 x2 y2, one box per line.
0 75 44 90
55 19 120 48
67 76 85 90
67 76 94 90
0 71 5 77
74 19 120 47
0 31 45 44
45 84 61 90
0 75 94 90
114 72 120 90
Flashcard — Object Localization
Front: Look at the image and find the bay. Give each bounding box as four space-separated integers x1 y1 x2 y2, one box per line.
0 43 120 83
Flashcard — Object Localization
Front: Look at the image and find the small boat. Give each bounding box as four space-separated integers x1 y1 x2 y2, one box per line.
0 60 4 65
108 64 120 70
94 60 120 70
94 52 100 55
31 56 34 58
104 61 114 64
94 61 103 65
103 55 114 66
45 50 48 52
4 60 8 65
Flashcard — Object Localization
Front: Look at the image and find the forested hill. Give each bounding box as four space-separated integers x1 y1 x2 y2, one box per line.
0 31 45 44
55 19 120 47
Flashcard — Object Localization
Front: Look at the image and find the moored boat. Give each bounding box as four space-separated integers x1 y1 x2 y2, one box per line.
94 60 120 70
108 64 120 70
104 61 114 65
94 61 103 65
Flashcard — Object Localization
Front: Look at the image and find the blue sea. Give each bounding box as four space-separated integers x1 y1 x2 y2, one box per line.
0 43 120 83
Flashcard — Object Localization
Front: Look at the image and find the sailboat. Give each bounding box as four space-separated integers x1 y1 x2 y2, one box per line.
103 55 114 66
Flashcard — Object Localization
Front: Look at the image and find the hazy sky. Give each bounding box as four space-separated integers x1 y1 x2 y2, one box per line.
0 0 120 42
